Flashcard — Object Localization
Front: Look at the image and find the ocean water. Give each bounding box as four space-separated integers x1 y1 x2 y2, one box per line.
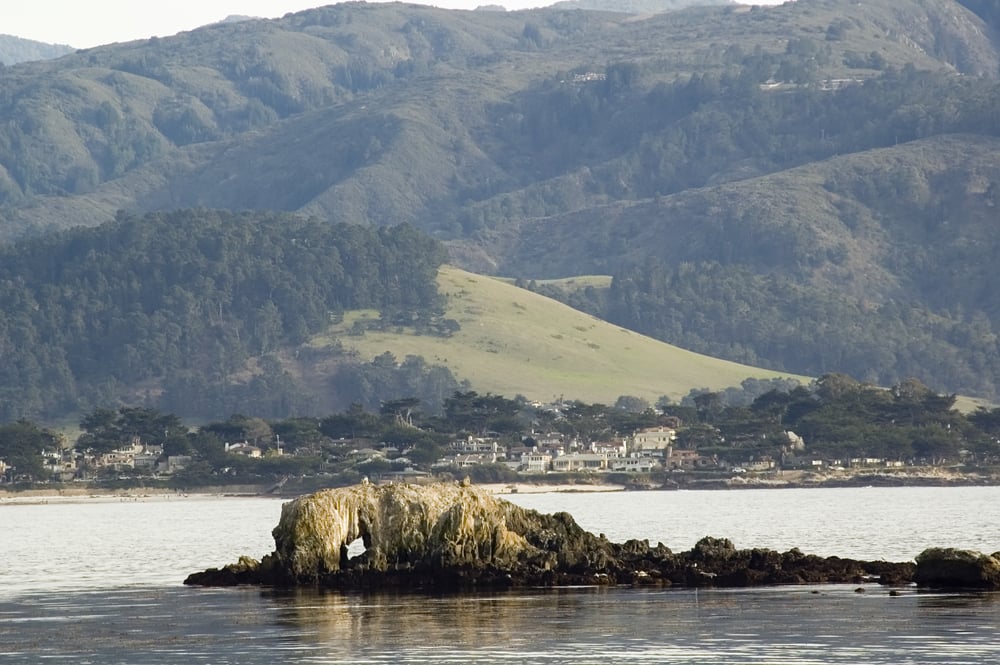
2 486 999 663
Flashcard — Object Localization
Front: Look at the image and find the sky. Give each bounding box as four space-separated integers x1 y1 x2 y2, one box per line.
2 0 785 49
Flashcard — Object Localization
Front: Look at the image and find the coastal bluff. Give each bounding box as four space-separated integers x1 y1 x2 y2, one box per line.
186 482 922 590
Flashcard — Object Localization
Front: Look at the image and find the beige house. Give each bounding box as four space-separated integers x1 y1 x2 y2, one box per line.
96 438 165 471
99 441 144 470
225 442 262 458
630 426 677 455
552 452 608 473
665 448 703 470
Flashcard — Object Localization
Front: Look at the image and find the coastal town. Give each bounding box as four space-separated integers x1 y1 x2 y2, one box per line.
1 394 988 493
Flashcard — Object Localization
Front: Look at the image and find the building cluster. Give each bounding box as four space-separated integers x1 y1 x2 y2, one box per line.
433 426 912 477
1 423 913 485
1 438 194 483
435 426 722 474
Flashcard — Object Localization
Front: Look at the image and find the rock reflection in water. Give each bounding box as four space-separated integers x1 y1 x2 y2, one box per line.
265 586 617 656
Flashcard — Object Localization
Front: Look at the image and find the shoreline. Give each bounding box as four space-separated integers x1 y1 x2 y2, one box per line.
0 485 272 506
0 483 628 504
478 482 627 495
3 471 999 504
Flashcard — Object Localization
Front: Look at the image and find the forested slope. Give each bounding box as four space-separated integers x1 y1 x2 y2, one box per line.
0 210 449 421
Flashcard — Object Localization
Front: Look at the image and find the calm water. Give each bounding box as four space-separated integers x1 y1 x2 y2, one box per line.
2 486 999 663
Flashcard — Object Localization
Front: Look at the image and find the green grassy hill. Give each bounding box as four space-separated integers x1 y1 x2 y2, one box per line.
312 265 806 404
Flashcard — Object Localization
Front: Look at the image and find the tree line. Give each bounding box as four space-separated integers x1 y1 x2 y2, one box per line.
0 209 451 421
601 260 1000 400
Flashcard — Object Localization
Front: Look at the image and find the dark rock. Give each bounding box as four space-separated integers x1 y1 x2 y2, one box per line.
914 548 1000 588
184 555 274 586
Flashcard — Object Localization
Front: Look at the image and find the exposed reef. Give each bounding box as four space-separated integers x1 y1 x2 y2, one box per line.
185 482 921 590
914 548 1000 588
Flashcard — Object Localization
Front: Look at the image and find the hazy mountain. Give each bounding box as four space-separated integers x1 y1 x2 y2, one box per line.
0 0 995 237
550 0 731 13
0 34 73 65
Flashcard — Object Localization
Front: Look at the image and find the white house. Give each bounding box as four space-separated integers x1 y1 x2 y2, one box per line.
611 457 661 473
521 452 552 473
452 437 501 454
225 442 263 458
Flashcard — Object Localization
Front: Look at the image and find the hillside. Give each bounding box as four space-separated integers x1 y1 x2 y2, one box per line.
310 265 805 405
0 34 73 65
0 0 999 407
0 210 449 422
470 133 1000 396
0 0 995 237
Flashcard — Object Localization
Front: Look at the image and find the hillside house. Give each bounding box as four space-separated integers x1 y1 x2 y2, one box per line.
665 447 705 470
611 457 661 473
451 452 502 467
848 457 888 468
503 444 533 467
99 441 144 470
534 433 564 447
551 452 608 473
43 449 78 480
93 439 166 472
744 457 776 472
590 438 628 457
631 427 677 456
225 442 263 458
521 452 553 473
782 455 825 470
452 436 501 454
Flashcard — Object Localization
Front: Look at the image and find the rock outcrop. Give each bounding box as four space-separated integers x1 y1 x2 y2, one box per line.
914 548 1000 588
185 482 915 590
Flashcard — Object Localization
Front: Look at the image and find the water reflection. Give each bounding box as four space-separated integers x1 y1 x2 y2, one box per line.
265 586 626 654
253 585 1000 664
3 585 1000 664
915 590 1000 610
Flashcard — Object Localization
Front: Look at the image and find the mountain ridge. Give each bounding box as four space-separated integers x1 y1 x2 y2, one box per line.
1 0 995 238
0 0 999 411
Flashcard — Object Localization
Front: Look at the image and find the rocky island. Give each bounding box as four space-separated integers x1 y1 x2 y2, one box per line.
185 482 998 591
